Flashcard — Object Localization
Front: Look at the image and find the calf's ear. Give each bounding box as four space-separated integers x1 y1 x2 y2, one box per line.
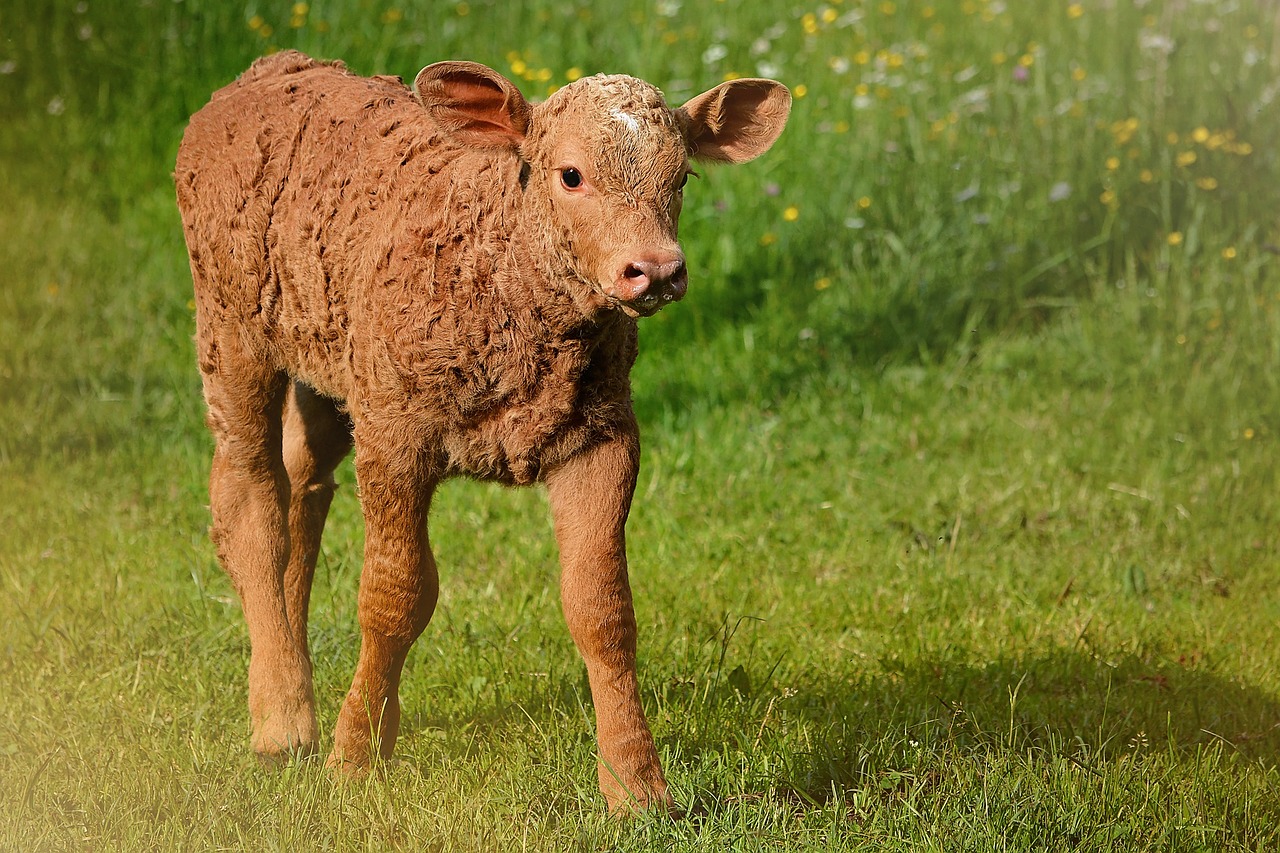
414 61 531 149
679 79 791 164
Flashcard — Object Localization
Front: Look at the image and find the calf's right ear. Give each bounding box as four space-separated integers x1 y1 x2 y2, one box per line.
414 61 531 150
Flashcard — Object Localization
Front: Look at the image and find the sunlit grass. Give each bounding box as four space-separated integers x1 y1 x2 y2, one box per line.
2 0 1279 849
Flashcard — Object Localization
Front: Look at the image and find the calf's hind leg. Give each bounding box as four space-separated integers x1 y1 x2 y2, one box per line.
281 382 353 674
200 335 316 760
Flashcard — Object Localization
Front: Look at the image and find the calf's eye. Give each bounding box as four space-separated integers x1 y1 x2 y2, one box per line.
561 168 583 189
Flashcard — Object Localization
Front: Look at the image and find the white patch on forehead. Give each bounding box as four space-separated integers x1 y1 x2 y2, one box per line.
610 108 642 135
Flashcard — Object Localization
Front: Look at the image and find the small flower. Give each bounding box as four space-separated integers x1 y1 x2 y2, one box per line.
1167 231 1183 246
857 196 872 209
1071 66 1087 81
381 8 403 24
1048 181 1071 202
802 13 818 34
1176 150 1197 167
566 67 582 82
783 205 800 222
760 232 778 246
1191 126 1210 144
1195 177 1218 191
992 51 1007 65
47 96 65 115
794 84 808 98
822 8 838 23
291 2 308 15
248 14 264 30
1067 3 1084 18
1244 428 1255 440
1221 246 1237 260
1166 131 1180 145
1105 157 1120 170
1099 189 1116 205
1012 65 1029 82
1139 169 1155 183
815 277 832 290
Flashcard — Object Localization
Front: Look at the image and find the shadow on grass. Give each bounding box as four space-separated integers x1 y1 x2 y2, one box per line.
394 644 1280 813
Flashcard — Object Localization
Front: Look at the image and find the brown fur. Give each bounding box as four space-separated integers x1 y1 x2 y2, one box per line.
175 50 789 813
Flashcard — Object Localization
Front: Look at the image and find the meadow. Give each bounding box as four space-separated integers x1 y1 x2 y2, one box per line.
2 0 1279 849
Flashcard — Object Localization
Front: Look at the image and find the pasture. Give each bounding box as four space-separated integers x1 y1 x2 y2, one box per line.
2 0 1278 849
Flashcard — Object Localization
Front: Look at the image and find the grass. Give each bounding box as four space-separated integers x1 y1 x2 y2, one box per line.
2 0 1279 849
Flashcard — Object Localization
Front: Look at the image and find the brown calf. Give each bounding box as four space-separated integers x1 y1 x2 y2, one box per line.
175 50 789 812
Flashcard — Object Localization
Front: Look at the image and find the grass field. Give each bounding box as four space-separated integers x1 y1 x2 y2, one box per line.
2 0 1279 849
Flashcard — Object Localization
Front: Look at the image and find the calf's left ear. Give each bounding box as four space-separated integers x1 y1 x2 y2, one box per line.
415 61 531 150
679 79 792 164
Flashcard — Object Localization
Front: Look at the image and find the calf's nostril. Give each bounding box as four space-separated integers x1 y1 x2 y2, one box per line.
624 264 647 280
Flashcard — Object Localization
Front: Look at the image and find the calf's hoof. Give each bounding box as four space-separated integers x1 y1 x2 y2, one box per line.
601 767 675 817
249 702 318 763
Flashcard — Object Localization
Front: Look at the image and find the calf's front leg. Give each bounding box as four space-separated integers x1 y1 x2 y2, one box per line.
328 435 439 771
546 433 672 814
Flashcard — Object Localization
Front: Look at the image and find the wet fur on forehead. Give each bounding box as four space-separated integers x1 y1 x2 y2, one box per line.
526 74 688 192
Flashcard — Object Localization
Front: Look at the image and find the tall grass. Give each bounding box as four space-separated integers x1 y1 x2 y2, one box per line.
2 0 1279 849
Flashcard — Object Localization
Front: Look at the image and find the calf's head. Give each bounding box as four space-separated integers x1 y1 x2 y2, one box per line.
415 62 791 318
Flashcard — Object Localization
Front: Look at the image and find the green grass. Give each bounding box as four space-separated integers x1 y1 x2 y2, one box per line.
2 0 1279 849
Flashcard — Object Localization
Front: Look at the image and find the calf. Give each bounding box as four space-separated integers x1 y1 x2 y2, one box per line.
175 50 789 812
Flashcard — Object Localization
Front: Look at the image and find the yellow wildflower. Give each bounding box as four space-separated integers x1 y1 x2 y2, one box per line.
1176 150 1197 167
794 84 808 98
1067 3 1084 18
783 206 800 222
1167 232 1183 246
1221 247 1237 260
1195 177 1218 191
